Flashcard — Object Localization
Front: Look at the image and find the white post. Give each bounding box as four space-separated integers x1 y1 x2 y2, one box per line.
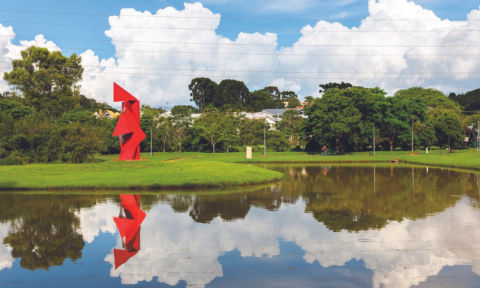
246 147 252 159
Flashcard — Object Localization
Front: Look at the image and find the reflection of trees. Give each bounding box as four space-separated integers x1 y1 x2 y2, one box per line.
3 204 84 270
153 166 480 228
189 194 251 223
0 194 114 271
276 165 480 232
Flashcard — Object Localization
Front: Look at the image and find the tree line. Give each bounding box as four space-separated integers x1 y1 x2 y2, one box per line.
1 46 480 165
188 77 301 112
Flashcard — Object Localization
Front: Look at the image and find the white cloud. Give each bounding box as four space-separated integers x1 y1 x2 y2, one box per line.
0 24 15 93
5 34 61 60
3 0 480 105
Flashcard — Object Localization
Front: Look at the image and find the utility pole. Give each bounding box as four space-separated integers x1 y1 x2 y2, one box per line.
150 128 153 157
373 123 375 156
411 116 414 152
264 126 266 157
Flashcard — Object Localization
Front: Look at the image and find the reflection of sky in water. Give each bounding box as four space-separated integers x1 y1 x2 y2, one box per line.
0 167 480 287
98 198 480 288
0 222 13 271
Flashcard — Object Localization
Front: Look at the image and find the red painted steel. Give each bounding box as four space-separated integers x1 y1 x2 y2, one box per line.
112 83 146 160
113 194 146 269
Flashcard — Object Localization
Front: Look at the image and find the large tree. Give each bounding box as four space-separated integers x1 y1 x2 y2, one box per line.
277 109 302 147
3 46 83 118
304 88 362 153
188 77 218 113
194 111 236 153
213 79 250 109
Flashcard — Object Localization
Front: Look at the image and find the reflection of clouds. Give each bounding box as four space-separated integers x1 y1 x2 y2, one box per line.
105 204 280 287
76 201 118 243
76 196 480 288
277 197 480 288
0 222 14 271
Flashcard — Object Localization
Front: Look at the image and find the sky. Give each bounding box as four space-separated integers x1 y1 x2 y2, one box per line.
1 0 480 108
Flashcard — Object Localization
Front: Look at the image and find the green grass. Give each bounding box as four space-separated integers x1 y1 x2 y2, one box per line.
2 148 480 191
0 153 283 191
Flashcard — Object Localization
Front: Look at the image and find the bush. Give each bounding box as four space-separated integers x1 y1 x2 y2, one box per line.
291 146 303 152
305 139 321 152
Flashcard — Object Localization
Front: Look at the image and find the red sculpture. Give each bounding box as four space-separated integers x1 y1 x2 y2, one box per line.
113 194 146 269
112 83 146 160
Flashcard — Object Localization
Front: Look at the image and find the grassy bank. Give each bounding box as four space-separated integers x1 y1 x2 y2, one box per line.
2 148 480 191
205 148 480 171
0 154 283 191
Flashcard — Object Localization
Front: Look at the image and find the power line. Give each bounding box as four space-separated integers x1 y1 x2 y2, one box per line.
1 34 480 48
17 69 480 80
2 62 480 75
0 9 477 22
4 46 480 56
3 19 480 33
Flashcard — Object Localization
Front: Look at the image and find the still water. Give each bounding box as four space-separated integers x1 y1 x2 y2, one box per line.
1 164 480 287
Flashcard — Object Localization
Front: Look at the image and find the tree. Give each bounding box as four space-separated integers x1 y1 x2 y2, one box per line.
266 130 290 152
156 116 172 153
261 86 284 108
277 109 302 147
170 105 199 115
395 87 461 112
432 110 463 150
58 122 105 163
451 88 480 112
170 108 192 153
247 90 274 112
319 82 353 93
213 79 249 108
303 96 315 107
3 46 83 118
304 88 362 153
379 96 426 151
239 118 268 147
194 111 236 153
188 77 218 113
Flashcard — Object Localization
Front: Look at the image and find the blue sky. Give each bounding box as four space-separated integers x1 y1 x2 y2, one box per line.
1 0 479 59
1 0 480 107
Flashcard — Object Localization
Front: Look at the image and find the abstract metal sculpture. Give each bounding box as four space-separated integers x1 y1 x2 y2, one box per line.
112 83 146 160
113 194 146 269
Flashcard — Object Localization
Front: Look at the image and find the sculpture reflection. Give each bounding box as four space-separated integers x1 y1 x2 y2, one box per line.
113 194 146 269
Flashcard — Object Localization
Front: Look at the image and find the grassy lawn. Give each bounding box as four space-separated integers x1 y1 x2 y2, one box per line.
1 148 480 191
0 153 283 191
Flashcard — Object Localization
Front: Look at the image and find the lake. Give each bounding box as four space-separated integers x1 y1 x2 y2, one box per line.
1 164 480 287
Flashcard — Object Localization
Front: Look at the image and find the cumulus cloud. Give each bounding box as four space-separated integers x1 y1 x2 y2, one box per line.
3 0 480 106
0 24 15 93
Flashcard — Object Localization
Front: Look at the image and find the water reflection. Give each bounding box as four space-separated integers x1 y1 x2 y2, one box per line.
113 195 146 269
0 165 480 287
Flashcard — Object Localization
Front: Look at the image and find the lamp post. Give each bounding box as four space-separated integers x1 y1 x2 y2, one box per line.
264 126 266 157
373 123 375 156
411 116 414 152
150 128 153 157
